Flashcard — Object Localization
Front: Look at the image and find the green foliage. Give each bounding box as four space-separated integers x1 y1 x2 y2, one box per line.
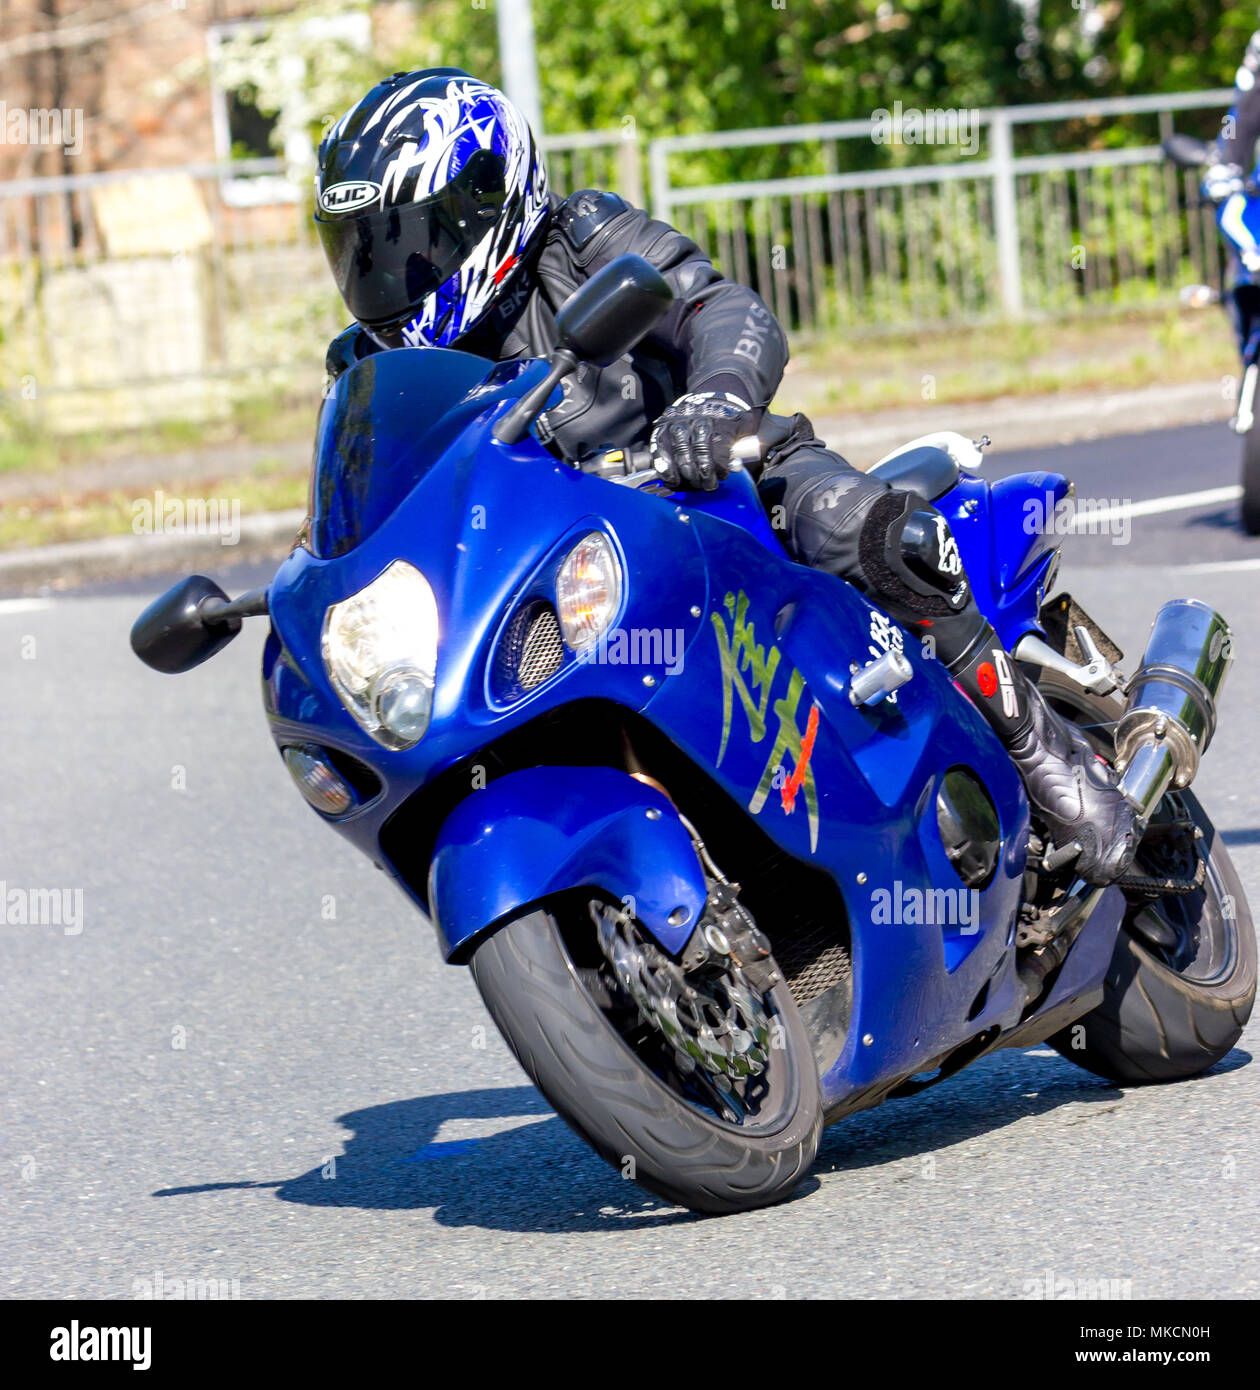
403 0 1039 179
1086 0 1254 94
237 1 1260 184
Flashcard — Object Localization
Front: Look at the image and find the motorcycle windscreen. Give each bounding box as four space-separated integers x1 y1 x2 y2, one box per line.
308 346 495 559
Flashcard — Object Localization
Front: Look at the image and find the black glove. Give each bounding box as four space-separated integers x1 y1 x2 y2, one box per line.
649 390 761 491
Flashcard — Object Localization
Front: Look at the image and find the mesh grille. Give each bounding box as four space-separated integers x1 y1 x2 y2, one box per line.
516 605 564 690
493 600 566 698
773 917 852 1006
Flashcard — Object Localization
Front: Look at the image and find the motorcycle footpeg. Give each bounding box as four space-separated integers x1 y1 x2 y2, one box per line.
1012 629 1121 696
1117 859 1206 898
1041 839 1083 873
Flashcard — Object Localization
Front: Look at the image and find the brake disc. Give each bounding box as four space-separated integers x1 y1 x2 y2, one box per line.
590 902 773 1083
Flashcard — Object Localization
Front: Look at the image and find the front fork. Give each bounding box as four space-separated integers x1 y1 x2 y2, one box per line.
1230 277 1260 433
1235 360 1259 435
1184 256 1260 433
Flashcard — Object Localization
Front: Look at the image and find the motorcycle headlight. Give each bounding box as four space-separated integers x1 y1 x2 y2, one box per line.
322 560 438 750
556 532 622 650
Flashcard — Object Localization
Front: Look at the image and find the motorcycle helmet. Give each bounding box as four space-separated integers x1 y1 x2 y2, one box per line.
315 68 550 348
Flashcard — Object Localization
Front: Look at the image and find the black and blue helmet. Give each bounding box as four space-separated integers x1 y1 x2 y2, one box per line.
315 69 550 348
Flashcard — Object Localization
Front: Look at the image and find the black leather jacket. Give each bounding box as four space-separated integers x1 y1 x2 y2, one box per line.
325 189 789 462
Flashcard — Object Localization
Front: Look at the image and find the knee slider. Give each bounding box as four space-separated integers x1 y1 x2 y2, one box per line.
856 492 959 620
900 509 967 598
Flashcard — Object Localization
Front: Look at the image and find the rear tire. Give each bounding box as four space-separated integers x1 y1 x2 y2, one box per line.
1037 673 1257 1083
470 904 822 1214
1054 885 1254 1084
1241 416 1260 535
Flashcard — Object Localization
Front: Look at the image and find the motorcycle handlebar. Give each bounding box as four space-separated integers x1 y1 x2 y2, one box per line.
580 445 655 480
578 434 764 482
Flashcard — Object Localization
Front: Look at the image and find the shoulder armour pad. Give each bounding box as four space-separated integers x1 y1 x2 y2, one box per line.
555 190 629 251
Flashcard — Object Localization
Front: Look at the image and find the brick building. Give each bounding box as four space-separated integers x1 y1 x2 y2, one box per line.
0 1 414 182
0 2 428 430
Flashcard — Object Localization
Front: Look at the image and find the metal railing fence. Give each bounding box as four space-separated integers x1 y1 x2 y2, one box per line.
0 92 1243 434
650 90 1236 335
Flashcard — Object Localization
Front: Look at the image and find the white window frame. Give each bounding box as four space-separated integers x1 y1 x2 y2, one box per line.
206 11 371 208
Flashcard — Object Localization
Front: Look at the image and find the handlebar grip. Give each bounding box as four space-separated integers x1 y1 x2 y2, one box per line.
582 439 756 480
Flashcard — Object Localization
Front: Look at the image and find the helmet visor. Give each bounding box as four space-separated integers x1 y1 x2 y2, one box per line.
316 148 507 331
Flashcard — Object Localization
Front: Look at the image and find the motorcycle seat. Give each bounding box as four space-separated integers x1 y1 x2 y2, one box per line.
867 445 960 500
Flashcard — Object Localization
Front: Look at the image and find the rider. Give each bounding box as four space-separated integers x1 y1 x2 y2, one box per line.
1205 30 1260 200
314 69 1140 885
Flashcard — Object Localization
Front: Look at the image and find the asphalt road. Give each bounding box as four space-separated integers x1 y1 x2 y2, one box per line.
3 419 1260 1300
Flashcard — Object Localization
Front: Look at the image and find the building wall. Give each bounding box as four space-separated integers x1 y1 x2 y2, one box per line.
0 1 414 183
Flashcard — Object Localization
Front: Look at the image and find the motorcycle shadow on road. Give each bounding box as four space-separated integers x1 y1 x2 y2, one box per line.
152 1083 703 1233
152 1049 1250 1231
1183 504 1251 535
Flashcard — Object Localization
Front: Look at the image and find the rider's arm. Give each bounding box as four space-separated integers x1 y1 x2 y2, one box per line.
548 191 788 410
1219 31 1260 172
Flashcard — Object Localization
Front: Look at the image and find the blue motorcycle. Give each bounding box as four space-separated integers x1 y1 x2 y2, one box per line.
132 255 1255 1214
1164 131 1260 533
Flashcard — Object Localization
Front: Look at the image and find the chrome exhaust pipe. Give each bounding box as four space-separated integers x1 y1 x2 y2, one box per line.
1114 599 1233 818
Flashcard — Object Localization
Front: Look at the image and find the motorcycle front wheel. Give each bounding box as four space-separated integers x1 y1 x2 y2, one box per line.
470 898 822 1215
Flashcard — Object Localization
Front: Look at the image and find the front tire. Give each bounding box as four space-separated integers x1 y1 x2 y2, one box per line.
1241 415 1260 535
1037 673 1256 1083
470 903 822 1214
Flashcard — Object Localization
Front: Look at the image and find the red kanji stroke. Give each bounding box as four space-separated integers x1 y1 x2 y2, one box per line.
779 702 820 815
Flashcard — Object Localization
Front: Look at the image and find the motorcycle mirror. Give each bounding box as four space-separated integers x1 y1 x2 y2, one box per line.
1162 133 1212 169
554 254 674 367
130 574 244 673
493 254 674 446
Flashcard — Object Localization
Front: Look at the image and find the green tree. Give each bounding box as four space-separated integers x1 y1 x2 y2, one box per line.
227 1 1260 180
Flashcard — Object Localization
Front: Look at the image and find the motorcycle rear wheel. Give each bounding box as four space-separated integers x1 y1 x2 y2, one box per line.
1038 673 1256 1083
470 900 822 1214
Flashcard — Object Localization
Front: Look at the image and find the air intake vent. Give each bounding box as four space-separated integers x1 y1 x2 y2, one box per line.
518 605 564 689
495 600 565 697
774 918 852 1006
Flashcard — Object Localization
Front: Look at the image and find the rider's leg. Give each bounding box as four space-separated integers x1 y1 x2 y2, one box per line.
757 419 1140 885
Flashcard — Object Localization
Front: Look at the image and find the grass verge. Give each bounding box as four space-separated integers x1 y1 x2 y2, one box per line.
779 307 1235 418
0 306 1239 551
0 460 307 550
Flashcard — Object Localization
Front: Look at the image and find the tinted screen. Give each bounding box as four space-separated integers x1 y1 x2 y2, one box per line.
308 347 498 559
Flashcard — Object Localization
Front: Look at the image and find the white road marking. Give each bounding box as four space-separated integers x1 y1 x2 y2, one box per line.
1177 556 1260 574
1068 485 1242 529
0 598 51 615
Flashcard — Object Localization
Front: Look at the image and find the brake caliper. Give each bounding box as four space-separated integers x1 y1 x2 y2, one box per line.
591 886 777 1083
